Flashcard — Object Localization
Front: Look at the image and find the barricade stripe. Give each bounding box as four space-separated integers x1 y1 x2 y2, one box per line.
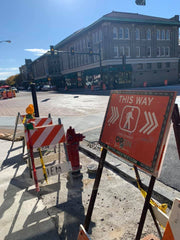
50 126 65 146
42 125 60 146
162 222 174 240
35 118 52 127
32 126 52 148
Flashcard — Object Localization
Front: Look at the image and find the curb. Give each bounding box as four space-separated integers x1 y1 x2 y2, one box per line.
79 144 176 208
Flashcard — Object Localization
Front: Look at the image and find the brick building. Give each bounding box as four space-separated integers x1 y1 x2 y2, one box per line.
30 11 180 89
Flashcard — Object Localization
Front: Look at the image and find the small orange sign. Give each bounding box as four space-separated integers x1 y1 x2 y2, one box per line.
77 225 91 240
99 90 176 176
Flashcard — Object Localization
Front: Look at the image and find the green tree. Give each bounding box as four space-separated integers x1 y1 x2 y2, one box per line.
5 74 22 86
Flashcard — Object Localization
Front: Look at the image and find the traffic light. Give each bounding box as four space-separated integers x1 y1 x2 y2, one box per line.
50 45 54 55
135 0 146 5
70 47 75 55
89 48 93 56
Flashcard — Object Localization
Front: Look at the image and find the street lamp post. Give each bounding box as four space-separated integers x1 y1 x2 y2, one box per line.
0 40 11 43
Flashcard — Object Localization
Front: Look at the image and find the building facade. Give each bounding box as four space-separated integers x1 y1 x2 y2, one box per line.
55 11 180 89
27 12 180 89
31 51 63 88
19 59 33 87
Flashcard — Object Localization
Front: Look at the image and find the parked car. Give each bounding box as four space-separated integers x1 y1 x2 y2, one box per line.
41 85 51 91
11 87 18 93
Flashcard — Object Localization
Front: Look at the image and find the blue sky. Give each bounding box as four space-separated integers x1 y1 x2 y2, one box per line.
0 0 179 80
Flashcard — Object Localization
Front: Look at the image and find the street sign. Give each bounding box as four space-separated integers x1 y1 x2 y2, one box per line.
99 90 176 176
35 161 72 181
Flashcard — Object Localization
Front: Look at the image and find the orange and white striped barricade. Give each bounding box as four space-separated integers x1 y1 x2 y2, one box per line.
77 225 91 240
162 198 180 240
25 124 71 191
25 124 65 150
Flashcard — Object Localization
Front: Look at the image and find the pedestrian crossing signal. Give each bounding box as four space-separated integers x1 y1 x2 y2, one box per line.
135 0 146 5
89 48 93 56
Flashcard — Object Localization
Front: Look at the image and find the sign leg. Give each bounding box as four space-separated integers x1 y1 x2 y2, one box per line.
135 175 156 240
84 147 107 232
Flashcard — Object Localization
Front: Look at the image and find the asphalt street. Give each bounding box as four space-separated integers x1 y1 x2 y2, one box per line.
0 88 180 191
0 87 180 239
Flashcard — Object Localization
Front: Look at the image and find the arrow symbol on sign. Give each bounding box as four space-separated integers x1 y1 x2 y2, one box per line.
108 106 119 125
139 111 158 135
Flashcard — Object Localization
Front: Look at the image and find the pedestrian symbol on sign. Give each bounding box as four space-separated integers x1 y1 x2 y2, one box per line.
119 106 140 133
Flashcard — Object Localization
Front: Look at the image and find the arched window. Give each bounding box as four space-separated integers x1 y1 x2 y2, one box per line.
136 28 140 40
166 30 170 40
113 27 118 39
124 28 129 39
157 29 160 40
147 29 151 40
119 28 123 39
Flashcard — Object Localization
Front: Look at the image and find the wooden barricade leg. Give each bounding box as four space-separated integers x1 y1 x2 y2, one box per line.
134 166 163 239
172 104 180 159
135 175 156 240
11 112 20 149
27 129 40 192
84 147 107 232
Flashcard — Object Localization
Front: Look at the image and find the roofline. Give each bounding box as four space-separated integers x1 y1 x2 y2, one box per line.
55 14 180 49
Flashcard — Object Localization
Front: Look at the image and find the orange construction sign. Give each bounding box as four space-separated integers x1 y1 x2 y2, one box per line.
99 90 176 176
77 225 91 240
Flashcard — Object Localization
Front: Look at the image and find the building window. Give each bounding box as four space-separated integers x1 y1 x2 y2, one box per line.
157 63 162 69
157 29 160 40
125 47 130 57
119 27 123 39
113 46 118 58
96 31 99 43
161 47 165 56
166 62 170 68
120 46 124 56
147 63 152 69
157 47 160 56
147 29 151 40
113 27 118 39
166 30 170 40
99 30 102 41
165 47 170 56
136 47 140 57
93 33 96 43
136 28 140 40
147 47 151 57
124 28 129 39
161 30 165 40
137 63 143 70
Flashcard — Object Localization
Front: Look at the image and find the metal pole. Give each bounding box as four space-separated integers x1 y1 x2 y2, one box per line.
172 104 180 159
30 83 39 117
99 43 102 83
135 175 156 240
84 147 107 232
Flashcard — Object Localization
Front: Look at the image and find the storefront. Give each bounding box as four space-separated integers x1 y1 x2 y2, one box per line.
63 64 132 90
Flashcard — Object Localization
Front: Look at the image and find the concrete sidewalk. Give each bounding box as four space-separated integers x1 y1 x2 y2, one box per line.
0 136 180 240
0 140 60 240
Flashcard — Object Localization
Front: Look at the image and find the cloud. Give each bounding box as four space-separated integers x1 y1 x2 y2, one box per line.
24 48 48 56
0 67 19 71
0 68 19 80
